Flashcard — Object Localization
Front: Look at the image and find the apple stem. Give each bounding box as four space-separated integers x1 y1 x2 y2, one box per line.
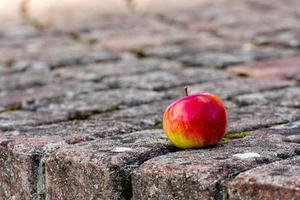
184 86 188 96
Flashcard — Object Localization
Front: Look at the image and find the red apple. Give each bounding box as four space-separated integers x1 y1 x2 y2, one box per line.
163 89 227 149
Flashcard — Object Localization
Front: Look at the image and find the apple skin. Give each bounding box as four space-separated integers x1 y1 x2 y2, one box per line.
163 93 227 149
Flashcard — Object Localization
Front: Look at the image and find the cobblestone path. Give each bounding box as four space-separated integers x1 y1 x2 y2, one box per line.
0 0 300 199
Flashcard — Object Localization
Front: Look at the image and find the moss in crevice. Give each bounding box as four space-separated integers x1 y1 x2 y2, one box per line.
5 104 22 112
223 131 250 141
132 49 148 59
262 121 289 129
235 72 250 78
67 107 120 121
151 122 163 129
67 32 97 45
67 112 92 120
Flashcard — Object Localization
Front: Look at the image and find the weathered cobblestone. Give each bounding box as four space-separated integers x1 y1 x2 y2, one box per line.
45 129 174 200
252 29 300 49
227 105 300 133
53 58 181 82
0 111 63 131
132 132 300 200
98 29 200 52
0 81 107 111
0 119 138 199
0 35 120 69
91 100 171 129
162 0 300 40
177 48 295 68
103 68 230 90
34 89 165 120
83 17 205 53
141 34 242 59
233 87 300 108
2 119 137 142
166 77 295 100
251 121 300 146
0 136 63 200
228 56 300 79
228 156 300 200
0 72 54 91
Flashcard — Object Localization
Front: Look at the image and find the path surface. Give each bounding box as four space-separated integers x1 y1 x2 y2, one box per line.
0 0 300 199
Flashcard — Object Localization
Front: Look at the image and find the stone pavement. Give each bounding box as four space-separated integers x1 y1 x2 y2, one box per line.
0 0 300 199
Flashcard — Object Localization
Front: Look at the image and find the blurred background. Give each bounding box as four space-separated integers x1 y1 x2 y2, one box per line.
0 0 210 29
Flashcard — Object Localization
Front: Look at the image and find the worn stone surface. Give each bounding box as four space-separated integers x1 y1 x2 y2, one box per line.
228 56 300 79
92 100 171 129
0 137 61 200
53 58 182 82
252 29 300 49
97 28 200 52
103 68 230 90
233 87 300 107
252 121 300 145
271 120 300 131
45 129 174 200
0 111 63 131
228 156 300 200
162 0 300 40
2 119 137 142
0 72 54 91
227 105 300 133
177 48 295 68
132 132 300 200
0 119 138 199
31 89 165 120
141 34 242 60
166 77 295 100
0 81 107 110
0 35 120 70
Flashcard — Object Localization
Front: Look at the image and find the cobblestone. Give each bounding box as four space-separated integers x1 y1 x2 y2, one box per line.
228 156 300 200
177 47 295 68
91 100 172 129
166 77 295 100
227 105 300 133
132 131 300 200
0 81 107 110
45 129 174 200
0 119 138 199
0 111 62 131
228 56 300 79
252 29 300 49
34 89 165 120
233 87 300 108
103 68 230 90
53 58 181 82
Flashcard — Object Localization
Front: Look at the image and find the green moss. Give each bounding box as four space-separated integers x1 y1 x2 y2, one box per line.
5 104 22 112
235 72 249 78
152 122 163 129
182 64 196 68
68 112 92 120
67 107 120 121
133 49 147 59
67 32 96 45
223 131 250 141
263 121 289 128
